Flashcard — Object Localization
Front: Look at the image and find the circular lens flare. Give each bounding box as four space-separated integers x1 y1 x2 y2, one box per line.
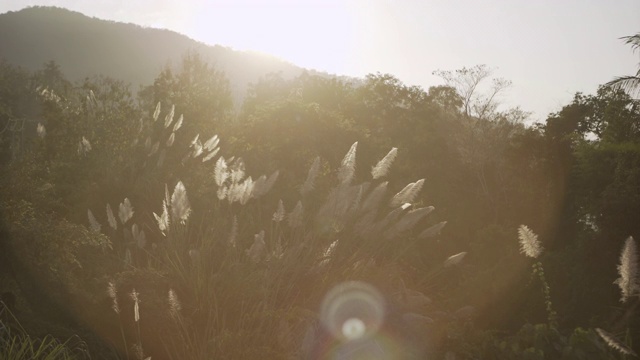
320 281 385 342
342 317 366 340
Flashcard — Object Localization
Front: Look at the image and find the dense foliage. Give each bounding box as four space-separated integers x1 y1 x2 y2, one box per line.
1 42 639 359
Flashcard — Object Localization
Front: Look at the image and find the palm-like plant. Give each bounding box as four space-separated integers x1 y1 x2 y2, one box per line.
606 33 640 98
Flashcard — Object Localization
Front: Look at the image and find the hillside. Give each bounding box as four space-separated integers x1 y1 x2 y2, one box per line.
0 6 312 103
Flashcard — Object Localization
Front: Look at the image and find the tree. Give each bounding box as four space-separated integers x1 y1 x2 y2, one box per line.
140 52 233 138
606 33 640 98
433 64 512 120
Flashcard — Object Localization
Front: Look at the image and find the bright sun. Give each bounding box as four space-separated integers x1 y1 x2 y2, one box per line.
190 1 357 74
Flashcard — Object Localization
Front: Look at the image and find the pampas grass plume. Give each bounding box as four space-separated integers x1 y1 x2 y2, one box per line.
444 252 467 267
214 156 228 187
246 230 266 263
203 135 219 151
106 203 117 230
130 288 140 322
107 281 120 314
301 156 321 195
372 147 398 180
288 201 304 228
152 102 161 122
273 200 285 222
166 132 175 147
596 328 637 357
338 142 358 184
173 114 183 132
228 216 238 248
418 221 447 239
168 289 181 317
202 147 220 162
87 209 101 232
37 123 46 138
390 179 424 208
118 198 134 224
171 181 191 224
614 236 639 303
517 225 543 258
163 104 175 128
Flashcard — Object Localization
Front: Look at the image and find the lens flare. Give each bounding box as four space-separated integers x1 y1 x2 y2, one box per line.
342 317 366 340
320 281 385 342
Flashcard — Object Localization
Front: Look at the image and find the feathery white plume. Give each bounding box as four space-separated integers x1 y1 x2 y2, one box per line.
78 136 92 156
246 230 266 263
166 132 175 147
106 203 117 230
354 209 377 236
350 183 368 214
124 248 132 266
316 184 364 230
217 186 228 200
107 281 119 314
87 209 101 232
190 134 200 146
202 147 220 162
164 104 175 128
238 176 255 205
118 198 134 224
374 204 410 234
384 206 434 239
251 175 267 198
168 289 181 317
37 123 46 138
191 139 203 158
323 239 339 258
444 252 467 267
157 149 166 168
130 288 140 322
596 328 637 357
171 181 191 224
301 156 321 195
203 135 219 151
389 179 425 208
360 181 388 214
273 199 285 222
173 114 183 132
614 236 639 302
229 158 246 184
263 170 279 194
148 141 159 156
164 183 171 205
132 223 146 248
152 102 161 122
518 224 543 258
372 147 398 179
228 216 238 248
288 201 304 228
338 142 358 184
394 206 434 233
251 170 279 199
153 199 170 234
418 221 447 239
188 249 200 263
136 118 144 134
214 156 229 187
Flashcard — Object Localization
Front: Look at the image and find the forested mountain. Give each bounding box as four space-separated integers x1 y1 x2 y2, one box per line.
0 6 314 103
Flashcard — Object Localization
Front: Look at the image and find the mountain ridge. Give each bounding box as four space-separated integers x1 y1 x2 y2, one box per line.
0 6 324 103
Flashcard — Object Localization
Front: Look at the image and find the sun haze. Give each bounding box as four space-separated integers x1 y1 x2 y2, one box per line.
0 0 638 118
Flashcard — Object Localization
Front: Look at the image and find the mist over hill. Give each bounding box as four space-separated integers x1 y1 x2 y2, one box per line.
0 6 324 104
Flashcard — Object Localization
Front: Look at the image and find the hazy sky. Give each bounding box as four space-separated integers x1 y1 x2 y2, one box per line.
0 0 638 121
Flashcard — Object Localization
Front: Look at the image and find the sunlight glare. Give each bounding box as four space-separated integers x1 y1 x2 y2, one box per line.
192 1 355 74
